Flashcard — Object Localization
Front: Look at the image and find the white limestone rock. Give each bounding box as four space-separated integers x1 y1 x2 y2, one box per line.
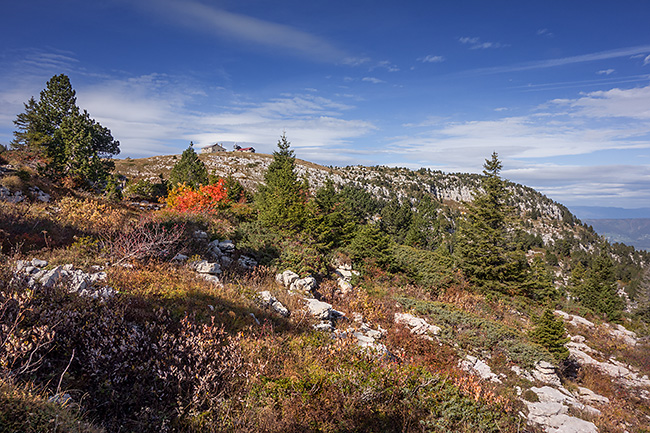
304 298 333 320
276 270 299 287
193 260 222 275
257 291 290 317
459 355 502 383
394 312 441 339
290 276 317 295
533 361 562 387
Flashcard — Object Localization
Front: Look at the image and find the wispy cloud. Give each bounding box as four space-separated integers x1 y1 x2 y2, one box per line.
471 45 650 74
459 36 507 50
644 54 650 66
134 0 355 63
418 55 445 63
71 73 375 159
371 60 399 72
597 69 615 75
536 28 554 38
362 77 385 84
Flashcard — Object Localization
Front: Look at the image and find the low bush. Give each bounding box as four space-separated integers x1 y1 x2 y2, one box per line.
397 297 553 367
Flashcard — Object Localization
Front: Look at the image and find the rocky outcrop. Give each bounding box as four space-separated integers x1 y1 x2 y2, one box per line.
15 259 116 299
257 291 290 317
458 355 503 383
525 386 599 433
394 312 441 340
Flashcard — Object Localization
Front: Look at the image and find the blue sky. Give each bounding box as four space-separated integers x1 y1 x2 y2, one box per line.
1 0 650 211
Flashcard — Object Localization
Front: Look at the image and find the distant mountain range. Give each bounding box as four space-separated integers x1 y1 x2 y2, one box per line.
570 206 650 220
582 218 650 251
569 207 650 251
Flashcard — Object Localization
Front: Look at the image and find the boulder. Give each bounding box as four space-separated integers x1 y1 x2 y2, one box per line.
576 387 609 405
193 260 222 275
533 361 562 387
193 230 208 240
258 291 290 317
238 255 258 270
304 298 333 320
38 266 64 288
31 258 48 267
172 253 188 262
276 270 299 287
290 276 318 295
199 274 222 286
218 240 236 253
337 279 353 294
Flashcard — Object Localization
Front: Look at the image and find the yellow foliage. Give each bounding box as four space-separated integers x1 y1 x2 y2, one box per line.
56 197 129 234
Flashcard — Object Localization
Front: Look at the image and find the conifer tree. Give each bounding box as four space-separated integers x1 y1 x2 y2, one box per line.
256 134 307 232
455 152 526 292
530 309 569 361
168 143 208 189
576 250 624 321
12 74 119 184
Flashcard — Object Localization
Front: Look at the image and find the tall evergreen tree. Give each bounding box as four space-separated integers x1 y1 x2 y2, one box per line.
455 152 526 292
12 74 119 184
168 143 208 189
256 134 307 232
576 249 625 321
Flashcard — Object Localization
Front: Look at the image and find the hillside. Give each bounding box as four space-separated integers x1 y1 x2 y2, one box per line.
2 146 650 433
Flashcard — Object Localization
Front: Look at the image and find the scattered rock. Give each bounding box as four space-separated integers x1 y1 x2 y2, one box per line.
29 186 50 203
459 355 502 383
276 270 299 287
199 274 222 286
258 291 290 317
525 400 598 433
533 361 562 387
192 260 221 275
48 393 72 406
555 310 595 328
238 255 258 270
290 276 318 295
305 298 334 320
394 312 441 340
193 230 208 240
172 253 188 262
31 258 48 267
575 387 609 405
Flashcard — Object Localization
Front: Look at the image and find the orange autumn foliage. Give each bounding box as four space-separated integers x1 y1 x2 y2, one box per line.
166 180 230 212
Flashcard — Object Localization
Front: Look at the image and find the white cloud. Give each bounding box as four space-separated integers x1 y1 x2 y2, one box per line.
371 60 399 72
550 85 650 119
597 69 615 75
471 45 650 74
72 73 375 158
644 54 650 66
536 28 554 37
459 36 507 49
383 84 650 207
133 0 355 63
362 77 385 84
419 55 445 63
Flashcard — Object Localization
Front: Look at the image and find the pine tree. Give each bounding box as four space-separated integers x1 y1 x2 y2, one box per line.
530 309 570 361
12 74 119 185
576 250 625 321
256 134 307 232
455 152 526 292
168 143 208 189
